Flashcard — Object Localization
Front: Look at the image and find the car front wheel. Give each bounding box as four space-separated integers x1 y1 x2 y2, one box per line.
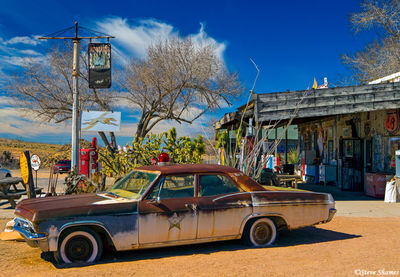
56 227 102 264
243 218 277 247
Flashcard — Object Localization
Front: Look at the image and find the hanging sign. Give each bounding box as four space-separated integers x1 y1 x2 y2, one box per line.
88 43 112 89
385 109 399 134
81 111 121 132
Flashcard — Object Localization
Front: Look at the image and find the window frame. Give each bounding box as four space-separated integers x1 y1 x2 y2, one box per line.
146 174 196 200
196 173 241 198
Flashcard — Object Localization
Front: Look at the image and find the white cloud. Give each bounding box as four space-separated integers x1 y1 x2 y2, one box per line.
18 49 41 56
190 23 226 63
0 106 70 137
0 95 16 106
0 34 45 70
0 55 45 66
95 17 227 64
3 35 41 46
97 18 176 59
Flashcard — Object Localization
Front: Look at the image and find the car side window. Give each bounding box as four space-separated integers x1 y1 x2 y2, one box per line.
199 174 240 197
151 175 195 199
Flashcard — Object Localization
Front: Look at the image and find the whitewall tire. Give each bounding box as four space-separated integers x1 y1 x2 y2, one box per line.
57 227 102 264
245 218 277 247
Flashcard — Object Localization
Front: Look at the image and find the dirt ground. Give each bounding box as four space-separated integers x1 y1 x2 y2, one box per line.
0 216 399 277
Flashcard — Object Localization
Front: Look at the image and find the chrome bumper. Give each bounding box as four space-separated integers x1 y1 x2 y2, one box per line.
326 208 337 223
13 218 49 251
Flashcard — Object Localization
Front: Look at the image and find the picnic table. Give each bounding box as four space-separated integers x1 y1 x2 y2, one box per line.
0 177 42 208
276 174 302 189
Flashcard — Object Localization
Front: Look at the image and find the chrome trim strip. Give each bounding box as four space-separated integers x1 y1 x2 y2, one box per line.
212 192 250 202
253 200 334 206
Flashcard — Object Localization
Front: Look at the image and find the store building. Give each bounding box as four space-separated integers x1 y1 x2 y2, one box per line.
216 81 400 197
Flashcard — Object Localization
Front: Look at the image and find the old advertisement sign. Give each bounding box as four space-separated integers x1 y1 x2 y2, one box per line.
88 43 111 89
81 111 121 132
385 109 399 134
30 154 41 171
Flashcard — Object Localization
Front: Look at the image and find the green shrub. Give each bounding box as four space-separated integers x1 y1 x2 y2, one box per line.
98 128 205 177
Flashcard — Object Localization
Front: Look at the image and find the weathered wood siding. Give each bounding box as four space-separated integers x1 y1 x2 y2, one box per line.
255 83 400 122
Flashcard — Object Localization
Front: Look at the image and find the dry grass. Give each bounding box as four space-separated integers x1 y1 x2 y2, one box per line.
0 138 92 168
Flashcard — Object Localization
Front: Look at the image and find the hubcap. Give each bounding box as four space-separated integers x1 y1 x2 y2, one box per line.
253 222 272 245
66 235 93 262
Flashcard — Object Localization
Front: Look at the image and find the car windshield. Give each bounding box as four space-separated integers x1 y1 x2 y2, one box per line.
107 169 159 199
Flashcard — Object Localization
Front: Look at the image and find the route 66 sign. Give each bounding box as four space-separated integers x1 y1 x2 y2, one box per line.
385 110 399 134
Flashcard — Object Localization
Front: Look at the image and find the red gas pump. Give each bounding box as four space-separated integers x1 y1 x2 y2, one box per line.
80 137 99 178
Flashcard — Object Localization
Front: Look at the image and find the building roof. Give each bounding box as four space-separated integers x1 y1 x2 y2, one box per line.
255 82 400 123
368 72 400 84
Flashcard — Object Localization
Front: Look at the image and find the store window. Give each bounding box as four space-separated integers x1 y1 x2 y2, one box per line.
373 136 400 173
384 137 400 173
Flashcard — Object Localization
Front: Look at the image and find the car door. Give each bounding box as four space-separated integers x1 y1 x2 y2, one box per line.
196 174 253 239
138 174 198 245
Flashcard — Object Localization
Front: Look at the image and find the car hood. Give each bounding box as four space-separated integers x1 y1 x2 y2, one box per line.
14 193 138 223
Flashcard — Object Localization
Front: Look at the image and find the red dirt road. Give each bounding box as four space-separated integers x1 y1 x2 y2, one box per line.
0 216 399 277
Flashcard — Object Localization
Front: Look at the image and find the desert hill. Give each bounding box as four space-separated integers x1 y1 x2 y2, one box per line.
0 138 92 169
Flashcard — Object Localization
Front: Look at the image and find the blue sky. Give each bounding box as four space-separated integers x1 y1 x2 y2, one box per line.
0 0 374 146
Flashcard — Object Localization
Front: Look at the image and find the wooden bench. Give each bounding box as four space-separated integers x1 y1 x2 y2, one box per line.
0 177 42 208
276 174 302 189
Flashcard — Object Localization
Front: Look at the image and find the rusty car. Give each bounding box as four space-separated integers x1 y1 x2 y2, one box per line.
12 164 336 264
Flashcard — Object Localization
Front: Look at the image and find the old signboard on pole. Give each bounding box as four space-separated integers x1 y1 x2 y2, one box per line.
88 43 111 88
20 151 36 198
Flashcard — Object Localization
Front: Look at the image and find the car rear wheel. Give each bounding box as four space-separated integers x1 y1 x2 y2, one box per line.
55 227 102 264
243 218 277 247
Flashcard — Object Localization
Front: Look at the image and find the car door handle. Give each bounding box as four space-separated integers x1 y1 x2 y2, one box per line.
185 203 198 211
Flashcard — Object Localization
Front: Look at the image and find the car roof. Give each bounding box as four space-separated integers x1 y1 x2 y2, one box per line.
135 164 242 175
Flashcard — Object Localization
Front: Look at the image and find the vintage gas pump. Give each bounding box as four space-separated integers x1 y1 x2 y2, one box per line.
80 137 99 178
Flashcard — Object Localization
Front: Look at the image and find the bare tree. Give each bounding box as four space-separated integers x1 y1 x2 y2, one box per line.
7 44 117 154
117 38 242 138
342 0 400 83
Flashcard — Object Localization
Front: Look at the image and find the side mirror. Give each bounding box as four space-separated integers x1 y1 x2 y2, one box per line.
149 196 161 204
